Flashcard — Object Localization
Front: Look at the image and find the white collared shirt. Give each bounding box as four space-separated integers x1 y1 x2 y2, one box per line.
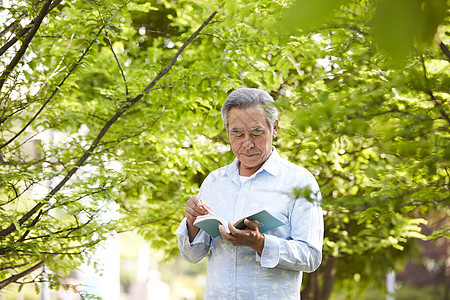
175 148 324 299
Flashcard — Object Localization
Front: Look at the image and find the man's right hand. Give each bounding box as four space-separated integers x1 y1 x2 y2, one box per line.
185 195 213 242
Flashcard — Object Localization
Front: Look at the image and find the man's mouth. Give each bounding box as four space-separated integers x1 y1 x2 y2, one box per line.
241 153 259 157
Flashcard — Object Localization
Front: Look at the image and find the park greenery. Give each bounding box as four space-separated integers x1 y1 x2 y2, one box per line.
0 0 449 298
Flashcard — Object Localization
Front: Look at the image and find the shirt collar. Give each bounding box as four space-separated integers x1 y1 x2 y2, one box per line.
225 147 280 178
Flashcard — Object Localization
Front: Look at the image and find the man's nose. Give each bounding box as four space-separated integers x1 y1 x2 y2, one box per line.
243 136 254 149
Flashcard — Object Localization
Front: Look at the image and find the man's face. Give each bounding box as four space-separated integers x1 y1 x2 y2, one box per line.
226 106 278 176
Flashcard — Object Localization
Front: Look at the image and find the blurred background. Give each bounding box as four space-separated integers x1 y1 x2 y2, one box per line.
0 228 448 299
0 0 448 299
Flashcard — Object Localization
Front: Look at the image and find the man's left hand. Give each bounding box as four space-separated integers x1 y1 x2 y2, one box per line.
219 219 265 254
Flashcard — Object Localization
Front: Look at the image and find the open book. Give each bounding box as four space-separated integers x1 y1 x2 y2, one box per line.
193 209 284 238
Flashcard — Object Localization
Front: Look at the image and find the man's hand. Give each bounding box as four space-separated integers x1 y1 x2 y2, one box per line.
219 219 265 254
185 195 213 242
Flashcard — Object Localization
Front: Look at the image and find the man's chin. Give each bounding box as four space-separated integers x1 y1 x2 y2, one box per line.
239 158 262 169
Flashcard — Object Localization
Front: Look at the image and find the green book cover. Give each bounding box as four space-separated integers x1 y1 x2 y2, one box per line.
193 209 284 238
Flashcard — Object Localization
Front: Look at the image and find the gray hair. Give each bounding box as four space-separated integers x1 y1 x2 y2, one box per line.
221 88 278 130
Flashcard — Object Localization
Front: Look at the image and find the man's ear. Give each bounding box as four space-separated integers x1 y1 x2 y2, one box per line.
272 120 279 138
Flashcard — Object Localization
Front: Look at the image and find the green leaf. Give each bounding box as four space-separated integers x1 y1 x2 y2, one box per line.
280 0 347 32
372 0 448 66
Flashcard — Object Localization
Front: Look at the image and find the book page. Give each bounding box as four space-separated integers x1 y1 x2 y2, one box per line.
195 214 230 234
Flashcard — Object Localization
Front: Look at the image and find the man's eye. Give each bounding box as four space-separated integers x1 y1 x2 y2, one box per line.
252 132 263 137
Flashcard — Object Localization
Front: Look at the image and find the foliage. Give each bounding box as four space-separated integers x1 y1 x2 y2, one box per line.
274 0 450 297
0 0 226 292
281 0 448 67
0 0 449 299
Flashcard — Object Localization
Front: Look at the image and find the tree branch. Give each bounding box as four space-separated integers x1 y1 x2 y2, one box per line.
0 12 28 39
116 214 179 233
439 40 450 62
198 32 224 41
99 10 129 97
0 259 39 271
0 7 122 151
16 210 43 243
0 0 61 57
0 0 52 92
105 31 129 96
0 26 32 57
420 55 450 127
0 260 44 289
0 10 218 238
139 12 218 96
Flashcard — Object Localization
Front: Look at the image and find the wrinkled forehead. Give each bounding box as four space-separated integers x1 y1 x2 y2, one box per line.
227 106 267 128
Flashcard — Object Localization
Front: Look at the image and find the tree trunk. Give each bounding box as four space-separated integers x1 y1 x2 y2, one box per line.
301 256 338 300
301 271 320 300
320 256 338 300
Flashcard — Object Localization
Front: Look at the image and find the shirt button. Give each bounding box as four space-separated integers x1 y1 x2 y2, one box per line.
231 249 235 253
229 274 234 278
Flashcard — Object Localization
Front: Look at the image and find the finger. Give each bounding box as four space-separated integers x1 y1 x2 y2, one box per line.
197 197 214 215
185 205 200 218
189 195 201 207
194 195 203 205
201 201 214 214
243 219 260 231
219 224 232 238
227 221 240 236
189 196 207 214
185 197 205 220
186 205 206 218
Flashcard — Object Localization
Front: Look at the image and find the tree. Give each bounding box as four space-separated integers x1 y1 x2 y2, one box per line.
273 0 450 298
0 0 227 292
1 0 448 298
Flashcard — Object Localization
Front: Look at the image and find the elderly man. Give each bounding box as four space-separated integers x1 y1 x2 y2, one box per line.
175 87 323 299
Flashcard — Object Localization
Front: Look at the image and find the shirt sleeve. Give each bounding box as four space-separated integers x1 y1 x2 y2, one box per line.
256 174 324 272
175 218 211 264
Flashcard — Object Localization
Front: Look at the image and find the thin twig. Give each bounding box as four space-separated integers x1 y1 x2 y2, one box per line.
142 11 218 95
0 12 29 39
198 32 224 41
420 55 450 126
0 0 52 91
0 10 218 239
0 0 62 57
0 260 45 289
99 10 129 96
36 32 75 92
180 1 205 22
0 259 39 272
439 40 450 62
270 0 288 7
0 8 124 151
